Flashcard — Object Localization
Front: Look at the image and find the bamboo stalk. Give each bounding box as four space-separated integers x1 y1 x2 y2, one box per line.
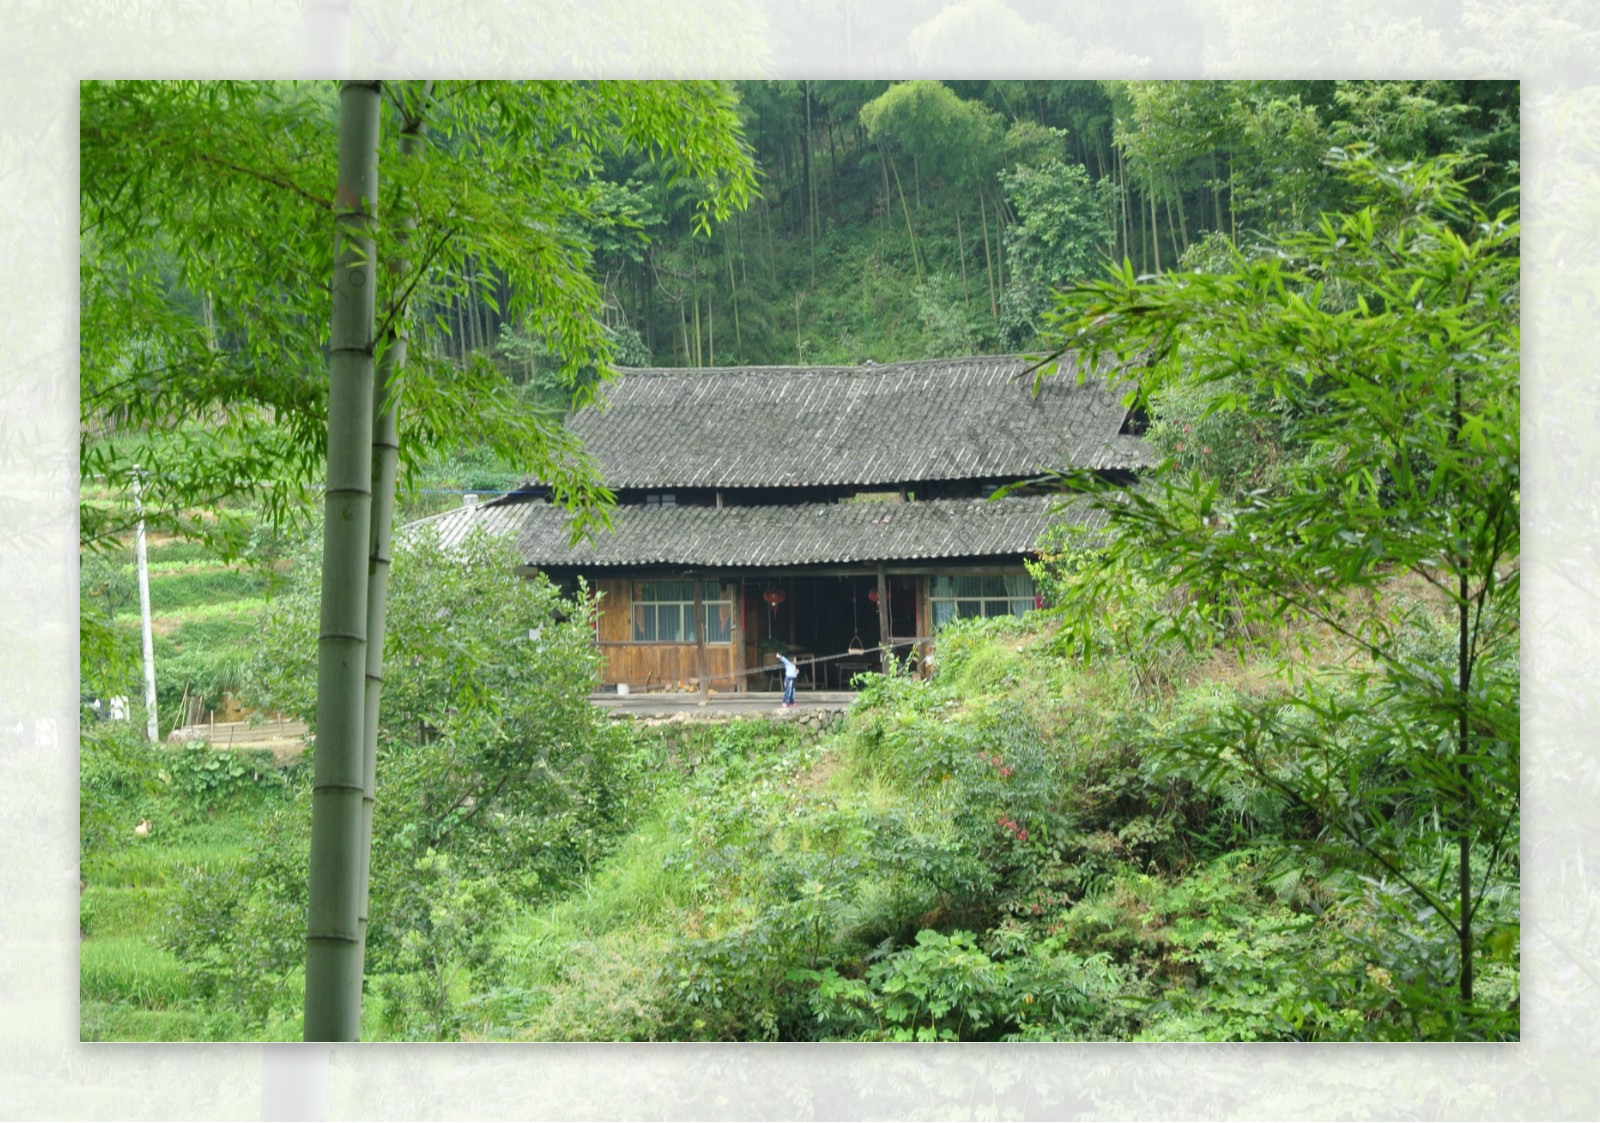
1150 189 1161 273
891 156 921 283
305 78 381 1043
692 297 703 366
727 248 742 356
979 190 997 322
956 210 969 303
351 77 431 1028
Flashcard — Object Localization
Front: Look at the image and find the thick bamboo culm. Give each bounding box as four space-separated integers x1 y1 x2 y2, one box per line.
304 79 381 1043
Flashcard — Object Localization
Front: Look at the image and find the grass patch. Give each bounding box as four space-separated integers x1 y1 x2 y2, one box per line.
504 804 696 955
80 937 191 1009
493 804 700 1039
146 568 271 613
507 925 677 1041
80 1001 214 1042
148 599 271 624
162 612 264 648
150 612 263 712
145 540 214 565
79 885 167 938
82 834 252 889
156 612 265 696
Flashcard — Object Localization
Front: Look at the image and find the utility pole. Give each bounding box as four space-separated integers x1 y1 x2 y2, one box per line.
132 469 158 742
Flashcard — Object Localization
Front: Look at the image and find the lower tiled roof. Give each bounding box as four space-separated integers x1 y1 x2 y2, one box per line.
418 494 1106 569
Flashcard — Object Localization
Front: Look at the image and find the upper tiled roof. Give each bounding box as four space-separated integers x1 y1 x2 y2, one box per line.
563 354 1147 489
419 494 1105 569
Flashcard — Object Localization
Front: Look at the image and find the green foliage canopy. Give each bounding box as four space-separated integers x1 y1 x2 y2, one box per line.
79 79 756 556
997 158 1114 348
1034 151 1519 1030
860 80 1005 192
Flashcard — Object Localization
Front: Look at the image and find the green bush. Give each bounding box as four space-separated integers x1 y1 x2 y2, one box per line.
164 524 655 1035
160 800 309 1025
80 722 164 852
372 849 512 1041
796 927 1127 1042
164 745 284 803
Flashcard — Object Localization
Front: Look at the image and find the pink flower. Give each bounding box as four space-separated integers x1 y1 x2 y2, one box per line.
1018 829 1029 842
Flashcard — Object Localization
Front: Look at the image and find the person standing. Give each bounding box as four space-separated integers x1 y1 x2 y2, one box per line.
775 651 800 709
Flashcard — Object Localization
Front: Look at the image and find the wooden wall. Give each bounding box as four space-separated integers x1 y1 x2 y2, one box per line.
593 577 745 692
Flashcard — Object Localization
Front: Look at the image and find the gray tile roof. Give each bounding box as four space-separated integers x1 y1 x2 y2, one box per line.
563 354 1147 489
420 494 1106 569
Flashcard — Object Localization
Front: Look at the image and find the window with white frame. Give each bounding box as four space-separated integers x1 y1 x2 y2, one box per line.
929 574 1035 629
631 579 733 644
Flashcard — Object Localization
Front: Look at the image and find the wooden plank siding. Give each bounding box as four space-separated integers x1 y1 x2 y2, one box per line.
593 577 745 692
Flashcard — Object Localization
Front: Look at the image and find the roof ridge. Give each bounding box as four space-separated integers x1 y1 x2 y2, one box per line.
611 353 1039 378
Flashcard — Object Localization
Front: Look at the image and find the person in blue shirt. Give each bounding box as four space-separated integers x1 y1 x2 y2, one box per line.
775 652 800 708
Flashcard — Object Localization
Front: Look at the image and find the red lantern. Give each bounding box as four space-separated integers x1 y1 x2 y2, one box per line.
762 588 787 606
866 588 879 604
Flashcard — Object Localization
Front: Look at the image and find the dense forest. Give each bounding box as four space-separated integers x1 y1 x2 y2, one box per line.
79 80 1519 1043
449 80 1518 365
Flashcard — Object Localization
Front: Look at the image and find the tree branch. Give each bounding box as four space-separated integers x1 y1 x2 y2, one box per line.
195 150 333 211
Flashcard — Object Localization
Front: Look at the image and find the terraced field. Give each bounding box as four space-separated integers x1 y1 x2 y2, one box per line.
82 534 287 732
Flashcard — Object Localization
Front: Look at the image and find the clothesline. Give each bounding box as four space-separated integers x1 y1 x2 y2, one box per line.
618 637 935 693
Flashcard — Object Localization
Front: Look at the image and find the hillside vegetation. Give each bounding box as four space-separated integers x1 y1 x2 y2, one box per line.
81 596 1517 1041
488 604 1516 1042
79 82 1518 1042
78 510 288 734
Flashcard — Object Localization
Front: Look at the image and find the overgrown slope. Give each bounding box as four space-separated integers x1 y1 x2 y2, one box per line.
486 609 1518 1042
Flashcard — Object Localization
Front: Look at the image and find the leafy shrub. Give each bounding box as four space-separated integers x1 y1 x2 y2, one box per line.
80 550 138 625
796 927 1126 1042
912 273 978 357
1143 371 1291 497
160 800 309 1024
164 523 651 1035
80 722 163 851
163 745 278 801
1026 535 1213 694
373 849 511 1041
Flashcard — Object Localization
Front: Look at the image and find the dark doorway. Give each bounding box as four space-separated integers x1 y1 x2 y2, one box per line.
742 574 892 690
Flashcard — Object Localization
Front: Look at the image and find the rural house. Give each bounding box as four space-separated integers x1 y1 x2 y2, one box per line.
423 354 1149 694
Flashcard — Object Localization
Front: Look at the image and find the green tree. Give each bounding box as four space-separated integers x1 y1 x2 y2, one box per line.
860 80 1007 288
1036 151 1519 1033
167 524 630 1036
81 78 755 1039
997 158 1114 349
859 80 1005 192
